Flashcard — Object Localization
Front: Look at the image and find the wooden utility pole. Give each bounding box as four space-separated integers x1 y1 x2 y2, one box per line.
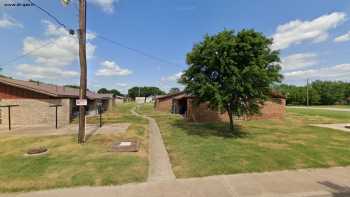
78 0 87 143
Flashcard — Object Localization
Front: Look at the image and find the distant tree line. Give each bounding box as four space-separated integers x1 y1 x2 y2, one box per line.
97 88 124 97
169 87 181 94
128 86 165 99
274 80 350 105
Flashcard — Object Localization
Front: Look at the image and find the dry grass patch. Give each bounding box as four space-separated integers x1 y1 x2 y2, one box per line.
0 103 149 193
257 142 290 150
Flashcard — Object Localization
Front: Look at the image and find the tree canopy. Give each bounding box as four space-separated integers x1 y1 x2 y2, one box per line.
169 87 181 94
180 29 282 134
97 88 123 97
275 81 350 105
128 86 166 99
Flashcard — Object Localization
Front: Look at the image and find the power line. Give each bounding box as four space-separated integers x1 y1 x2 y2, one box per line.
0 39 56 67
27 0 70 30
21 0 181 67
28 0 179 67
96 35 180 67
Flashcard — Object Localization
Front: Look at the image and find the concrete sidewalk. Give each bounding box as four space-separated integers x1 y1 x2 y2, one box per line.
2 166 350 197
131 107 175 182
311 123 350 133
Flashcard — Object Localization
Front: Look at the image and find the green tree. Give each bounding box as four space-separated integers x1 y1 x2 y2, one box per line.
110 89 123 96
180 29 282 134
97 88 123 96
312 81 345 105
97 88 109 94
128 87 165 99
169 87 181 94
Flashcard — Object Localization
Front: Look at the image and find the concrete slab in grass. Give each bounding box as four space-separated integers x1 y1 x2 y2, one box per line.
311 123 350 133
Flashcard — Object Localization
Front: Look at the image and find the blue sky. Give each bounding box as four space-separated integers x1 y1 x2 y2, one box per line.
1 0 350 93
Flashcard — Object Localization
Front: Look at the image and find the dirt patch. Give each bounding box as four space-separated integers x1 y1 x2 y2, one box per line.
295 134 317 140
288 140 307 145
258 142 290 150
25 147 48 156
111 139 139 152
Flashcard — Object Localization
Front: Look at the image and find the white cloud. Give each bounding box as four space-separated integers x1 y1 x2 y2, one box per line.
334 31 350 42
284 63 350 81
272 12 346 50
16 64 79 79
281 53 318 71
22 20 96 67
89 0 118 14
161 72 183 82
96 60 132 76
0 14 23 29
16 20 96 80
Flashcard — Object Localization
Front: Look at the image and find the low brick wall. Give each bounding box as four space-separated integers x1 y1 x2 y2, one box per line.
0 98 72 127
155 97 173 112
187 98 286 122
248 99 286 120
155 93 286 122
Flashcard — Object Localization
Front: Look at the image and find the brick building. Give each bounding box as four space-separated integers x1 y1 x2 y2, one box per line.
155 92 286 122
0 77 112 127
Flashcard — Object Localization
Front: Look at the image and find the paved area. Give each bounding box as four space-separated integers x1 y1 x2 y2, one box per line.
287 106 350 112
131 107 176 182
311 123 350 133
1 166 350 197
0 123 130 136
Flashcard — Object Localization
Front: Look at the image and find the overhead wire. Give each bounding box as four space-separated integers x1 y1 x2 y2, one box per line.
1 0 180 70
96 35 180 67
0 39 56 67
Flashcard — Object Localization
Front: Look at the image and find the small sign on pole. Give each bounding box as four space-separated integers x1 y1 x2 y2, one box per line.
76 99 87 106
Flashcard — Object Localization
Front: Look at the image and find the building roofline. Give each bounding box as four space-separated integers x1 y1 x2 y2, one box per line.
0 77 59 97
156 91 185 99
0 76 107 100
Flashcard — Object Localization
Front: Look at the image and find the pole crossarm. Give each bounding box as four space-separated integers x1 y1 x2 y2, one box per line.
0 105 20 108
49 105 63 107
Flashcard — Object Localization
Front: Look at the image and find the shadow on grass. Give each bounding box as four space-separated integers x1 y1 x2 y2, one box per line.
170 118 249 138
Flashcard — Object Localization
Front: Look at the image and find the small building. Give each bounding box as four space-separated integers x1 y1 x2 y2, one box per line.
135 97 146 104
155 91 286 122
145 95 155 103
97 93 114 111
0 77 112 127
114 95 125 104
154 92 184 112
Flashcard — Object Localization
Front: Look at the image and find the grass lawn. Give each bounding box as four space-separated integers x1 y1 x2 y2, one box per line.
287 108 350 123
0 103 148 193
287 105 350 109
299 105 350 109
137 104 350 178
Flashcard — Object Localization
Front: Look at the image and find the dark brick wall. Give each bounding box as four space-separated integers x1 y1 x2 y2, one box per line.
155 95 286 122
155 97 173 112
187 98 286 122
